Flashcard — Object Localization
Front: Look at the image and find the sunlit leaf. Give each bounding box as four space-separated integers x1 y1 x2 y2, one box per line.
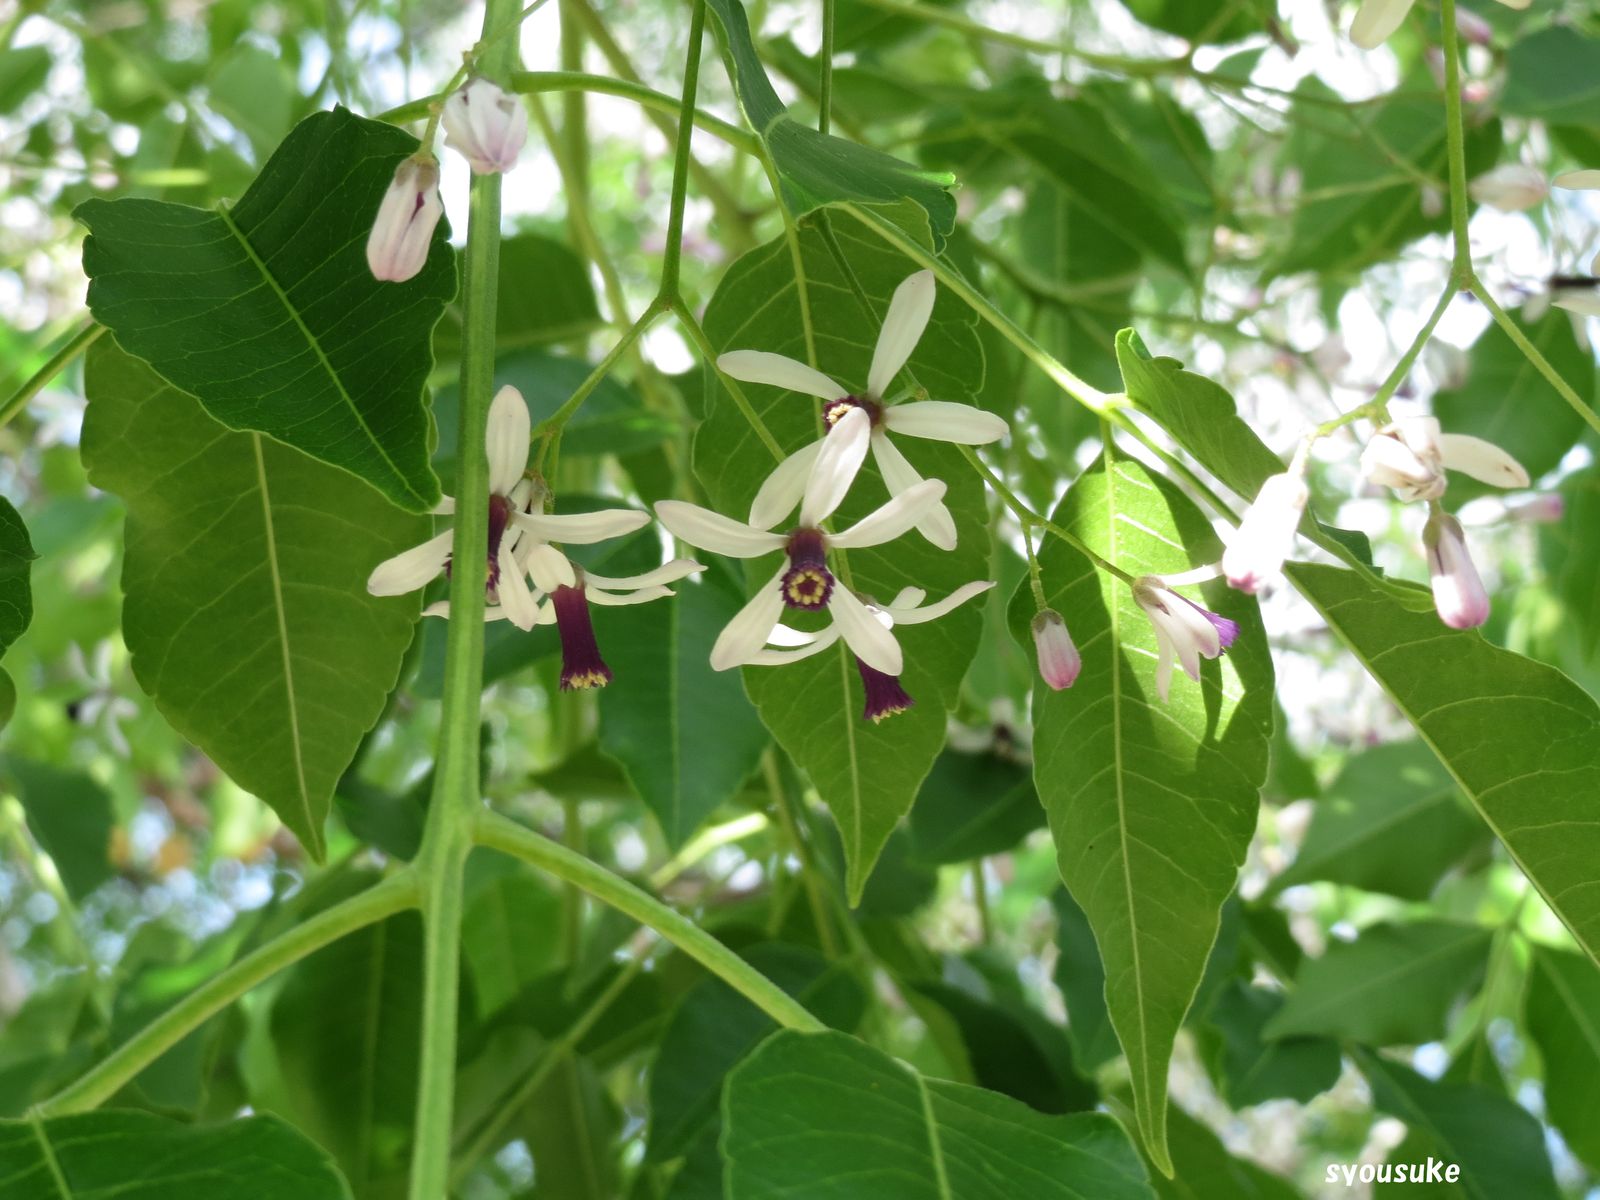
1524 946 1600 1173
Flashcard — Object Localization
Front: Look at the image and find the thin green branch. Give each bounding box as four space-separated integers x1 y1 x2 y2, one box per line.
764 750 839 959
1437 0 1474 278
660 0 708 299
0 322 104 432
670 299 787 460
474 810 825 1031
534 304 664 437
33 873 419 1117
1315 282 1457 438
1473 283 1600 437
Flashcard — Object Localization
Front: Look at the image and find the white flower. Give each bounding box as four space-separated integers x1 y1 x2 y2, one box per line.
749 582 994 721
1350 0 1527 49
655 408 948 676
366 154 443 283
1030 609 1081 691
1423 509 1490 629
369 384 541 628
442 77 528 175
1469 164 1549 213
1132 575 1240 703
1223 472 1309 594
1360 417 1528 502
64 640 138 757
716 270 1007 550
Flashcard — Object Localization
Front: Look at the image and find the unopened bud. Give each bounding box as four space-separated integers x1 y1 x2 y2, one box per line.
1423 510 1490 630
442 78 528 175
1224 472 1309 594
1031 609 1081 691
366 155 442 283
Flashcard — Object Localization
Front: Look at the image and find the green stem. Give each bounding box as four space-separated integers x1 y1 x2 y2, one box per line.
971 860 993 946
474 810 825 1031
0 322 104 432
818 0 835 135
1437 0 1473 279
1472 282 1600 437
671 299 787 460
33 873 418 1117
764 750 839 959
659 0 708 301
405 6 516 1195
1315 282 1456 438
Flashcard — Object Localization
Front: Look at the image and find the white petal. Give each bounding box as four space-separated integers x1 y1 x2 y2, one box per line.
582 559 703 590
1152 624 1175 702
1439 433 1530 489
766 623 822 648
711 568 787 671
882 401 1008 445
748 629 842 666
830 586 903 675
829 479 947 549
1554 170 1600 191
888 580 995 624
871 433 958 550
367 529 453 595
486 385 531 496
1553 292 1600 318
888 587 926 609
433 496 457 515
526 542 577 592
716 350 847 400
497 544 539 631
589 585 674 606
749 440 821 530
422 600 452 619
798 407 871 527
868 270 935 399
1350 0 1414 47
655 501 786 558
513 508 650 544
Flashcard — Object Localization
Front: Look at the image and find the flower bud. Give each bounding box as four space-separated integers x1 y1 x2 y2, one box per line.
442 78 528 175
366 155 442 283
1468 164 1549 213
1224 472 1309 594
1361 418 1445 502
1423 510 1490 630
1031 609 1081 691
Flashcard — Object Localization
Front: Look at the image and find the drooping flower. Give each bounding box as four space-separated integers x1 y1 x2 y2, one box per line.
1223 472 1310 594
530 558 702 690
747 583 995 721
716 270 1007 550
442 77 529 175
1030 609 1081 691
655 409 948 676
1350 0 1529 49
366 154 443 283
1132 574 1239 703
1468 164 1549 213
1423 509 1490 629
368 384 540 629
1360 417 1529 502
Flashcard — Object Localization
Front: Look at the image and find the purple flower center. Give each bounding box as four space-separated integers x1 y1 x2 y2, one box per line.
781 527 835 611
446 491 514 596
857 658 914 722
822 395 883 430
552 584 612 690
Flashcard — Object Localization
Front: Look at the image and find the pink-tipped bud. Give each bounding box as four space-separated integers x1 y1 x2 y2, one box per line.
1423 510 1490 630
1031 609 1081 691
442 78 528 175
1224 472 1309 594
366 155 442 283
1505 493 1564 524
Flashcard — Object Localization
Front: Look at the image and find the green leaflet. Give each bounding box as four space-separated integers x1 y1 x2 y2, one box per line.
1524 946 1600 1173
1286 562 1600 966
695 215 990 901
1143 1102 1305 1200
0 1111 353 1199
0 758 115 901
1502 26 1600 126
77 107 454 512
0 497 34 732
722 1030 1155 1200
1012 455 1273 1174
81 342 426 860
703 0 957 248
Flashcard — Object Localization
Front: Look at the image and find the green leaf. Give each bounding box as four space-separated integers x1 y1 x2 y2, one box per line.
0 46 51 115
1524 946 1600 1172
1431 309 1595 496
1144 1102 1304 1200
1052 889 1122 1074
523 1053 622 1200
77 107 453 512
722 1029 1156 1199
647 943 866 1162
0 497 35 732
1113 0 1270 44
0 1111 352 1199
1542 466 1600 657
461 855 564 1020
432 232 603 360
1 758 115 902
1285 561 1600 966
1198 982 1341 1108
1355 1047 1561 1200
1503 26 1600 126
695 215 991 900
597 579 770 848
1267 741 1488 900
1264 920 1490 1045
703 0 957 248
208 44 297 161
269 913 426 1195
1013 455 1273 1173
81 342 425 860
907 748 1043 865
